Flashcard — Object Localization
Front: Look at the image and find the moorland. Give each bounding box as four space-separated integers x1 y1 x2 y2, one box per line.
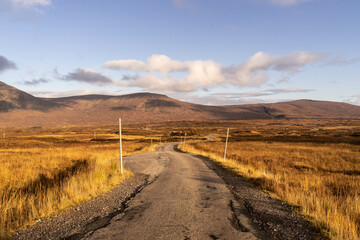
1 117 360 239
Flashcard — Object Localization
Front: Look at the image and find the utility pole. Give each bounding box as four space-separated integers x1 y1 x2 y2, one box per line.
223 128 229 161
119 118 123 175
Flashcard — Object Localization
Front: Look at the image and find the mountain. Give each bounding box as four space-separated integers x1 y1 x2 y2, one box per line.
0 81 360 127
0 81 60 112
260 100 360 119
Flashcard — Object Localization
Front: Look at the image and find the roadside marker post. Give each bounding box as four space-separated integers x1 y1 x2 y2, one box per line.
151 138 153 151
223 128 229 162
183 136 186 148
119 118 123 175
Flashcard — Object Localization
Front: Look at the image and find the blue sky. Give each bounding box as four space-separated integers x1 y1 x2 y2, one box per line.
0 0 359 105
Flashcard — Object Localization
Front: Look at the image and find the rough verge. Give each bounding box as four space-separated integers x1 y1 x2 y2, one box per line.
10 174 149 240
199 156 329 240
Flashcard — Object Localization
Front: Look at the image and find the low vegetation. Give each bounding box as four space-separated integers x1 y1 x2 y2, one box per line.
179 126 360 240
0 127 158 238
2 119 360 239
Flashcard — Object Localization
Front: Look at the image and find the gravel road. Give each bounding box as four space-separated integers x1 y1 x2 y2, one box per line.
12 143 326 240
84 143 261 240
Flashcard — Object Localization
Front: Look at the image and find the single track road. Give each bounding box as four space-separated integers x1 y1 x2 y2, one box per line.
84 143 262 240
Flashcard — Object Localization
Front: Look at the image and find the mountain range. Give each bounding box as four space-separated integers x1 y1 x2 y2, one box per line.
1 81 360 127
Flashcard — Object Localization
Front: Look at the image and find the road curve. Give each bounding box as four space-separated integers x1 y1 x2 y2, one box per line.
84 143 260 240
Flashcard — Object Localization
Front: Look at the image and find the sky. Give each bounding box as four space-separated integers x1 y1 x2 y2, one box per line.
0 0 359 105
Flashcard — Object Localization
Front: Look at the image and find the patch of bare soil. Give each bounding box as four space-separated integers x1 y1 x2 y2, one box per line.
201 157 329 240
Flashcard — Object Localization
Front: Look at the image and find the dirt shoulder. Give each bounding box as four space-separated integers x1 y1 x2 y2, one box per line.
10 174 149 240
198 154 328 240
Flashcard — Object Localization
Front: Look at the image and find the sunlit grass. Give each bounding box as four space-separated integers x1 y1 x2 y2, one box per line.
0 133 156 238
180 141 360 240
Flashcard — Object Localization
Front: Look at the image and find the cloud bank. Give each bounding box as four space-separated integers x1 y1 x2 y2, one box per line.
29 89 127 98
0 55 17 73
170 88 312 105
104 52 325 92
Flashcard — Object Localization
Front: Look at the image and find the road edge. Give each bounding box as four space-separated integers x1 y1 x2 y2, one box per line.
10 174 150 240
179 146 328 240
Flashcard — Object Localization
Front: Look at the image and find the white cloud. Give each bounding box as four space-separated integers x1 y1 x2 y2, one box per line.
355 96 360 106
10 0 51 7
104 52 325 92
182 88 313 105
29 89 129 98
104 55 187 73
123 74 197 92
0 0 51 12
345 95 360 106
63 68 115 86
171 92 290 105
104 59 147 72
147 55 187 73
214 88 314 97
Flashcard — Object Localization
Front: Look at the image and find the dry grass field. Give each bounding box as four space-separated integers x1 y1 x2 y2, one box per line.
178 119 360 240
1 119 360 239
0 126 159 238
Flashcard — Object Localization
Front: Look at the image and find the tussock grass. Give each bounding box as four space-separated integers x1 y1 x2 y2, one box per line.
180 141 360 240
0 132 157 238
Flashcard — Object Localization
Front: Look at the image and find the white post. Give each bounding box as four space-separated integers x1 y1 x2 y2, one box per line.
119 118 123 175
151 138 153 150
223 128 229 161
183 136 186 148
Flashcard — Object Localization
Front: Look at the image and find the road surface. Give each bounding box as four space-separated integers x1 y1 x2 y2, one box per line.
84 143 261 240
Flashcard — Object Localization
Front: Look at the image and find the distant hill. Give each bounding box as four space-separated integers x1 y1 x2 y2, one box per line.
0 81 359 127
0 81 60 112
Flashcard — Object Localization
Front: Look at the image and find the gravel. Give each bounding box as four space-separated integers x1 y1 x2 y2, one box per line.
10 174 149 240
200 156 329 240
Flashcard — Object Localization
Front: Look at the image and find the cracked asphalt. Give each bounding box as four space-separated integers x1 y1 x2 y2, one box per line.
83 143 261 240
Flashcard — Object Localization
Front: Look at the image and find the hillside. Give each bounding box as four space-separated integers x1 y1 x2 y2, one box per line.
0 81 359 127
261 100 360 119
0 81 60 112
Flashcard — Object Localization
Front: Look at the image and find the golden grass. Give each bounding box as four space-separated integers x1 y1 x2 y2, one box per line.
0 132 157 238
180 141 360 240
